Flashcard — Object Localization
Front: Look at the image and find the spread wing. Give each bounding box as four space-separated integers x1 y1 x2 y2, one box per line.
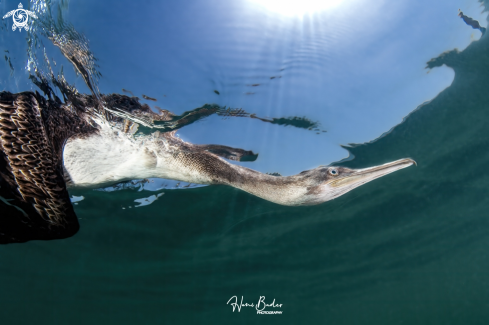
0 92 79 244
2 10 14 19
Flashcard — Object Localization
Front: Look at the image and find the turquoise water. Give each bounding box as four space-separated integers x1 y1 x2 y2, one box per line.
2 0 489 324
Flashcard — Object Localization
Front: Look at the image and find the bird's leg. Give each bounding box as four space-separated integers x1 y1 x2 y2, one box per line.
194 144 258 162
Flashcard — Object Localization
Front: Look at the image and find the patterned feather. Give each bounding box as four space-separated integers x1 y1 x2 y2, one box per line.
0 92 94 244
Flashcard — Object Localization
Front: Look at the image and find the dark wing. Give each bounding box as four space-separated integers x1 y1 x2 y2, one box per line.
0 92 79 244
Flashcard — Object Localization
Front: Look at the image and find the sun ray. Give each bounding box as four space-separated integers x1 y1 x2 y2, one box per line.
249 0 344 16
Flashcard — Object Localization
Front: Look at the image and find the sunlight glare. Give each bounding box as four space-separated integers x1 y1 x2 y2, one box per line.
249 0 344 16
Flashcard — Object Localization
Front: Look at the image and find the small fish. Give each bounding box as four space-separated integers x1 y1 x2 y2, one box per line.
142 94 157 101
214 90 220 95
245 92 255 95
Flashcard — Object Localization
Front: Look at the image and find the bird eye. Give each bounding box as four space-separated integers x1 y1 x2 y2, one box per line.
328 168 339 176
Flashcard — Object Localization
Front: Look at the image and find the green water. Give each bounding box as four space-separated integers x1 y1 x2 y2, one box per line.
3 9 489 325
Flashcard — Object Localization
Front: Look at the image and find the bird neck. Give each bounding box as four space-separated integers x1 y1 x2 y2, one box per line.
219 164 308 206
158 150 311 206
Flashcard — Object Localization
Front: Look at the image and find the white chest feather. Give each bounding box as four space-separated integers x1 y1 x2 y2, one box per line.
63 126 214 188
63 130 158 188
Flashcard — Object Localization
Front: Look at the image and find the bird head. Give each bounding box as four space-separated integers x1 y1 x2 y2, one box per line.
294 158 416 205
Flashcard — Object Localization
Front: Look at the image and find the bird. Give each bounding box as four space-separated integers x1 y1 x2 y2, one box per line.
0 91 415 244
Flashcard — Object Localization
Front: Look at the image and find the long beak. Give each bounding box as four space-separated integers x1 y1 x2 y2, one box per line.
328 158 416 189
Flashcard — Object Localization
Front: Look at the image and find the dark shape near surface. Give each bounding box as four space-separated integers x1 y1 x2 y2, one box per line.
458 10 486 35
214 90 220 95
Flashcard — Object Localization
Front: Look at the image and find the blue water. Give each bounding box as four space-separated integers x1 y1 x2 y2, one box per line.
1 0 489 323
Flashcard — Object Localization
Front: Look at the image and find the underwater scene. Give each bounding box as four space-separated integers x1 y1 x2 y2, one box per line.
1 0 489 323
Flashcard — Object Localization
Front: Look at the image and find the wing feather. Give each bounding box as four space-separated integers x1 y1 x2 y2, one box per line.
0 92 80 244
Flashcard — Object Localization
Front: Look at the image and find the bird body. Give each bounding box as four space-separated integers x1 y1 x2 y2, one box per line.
0 91 415 243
